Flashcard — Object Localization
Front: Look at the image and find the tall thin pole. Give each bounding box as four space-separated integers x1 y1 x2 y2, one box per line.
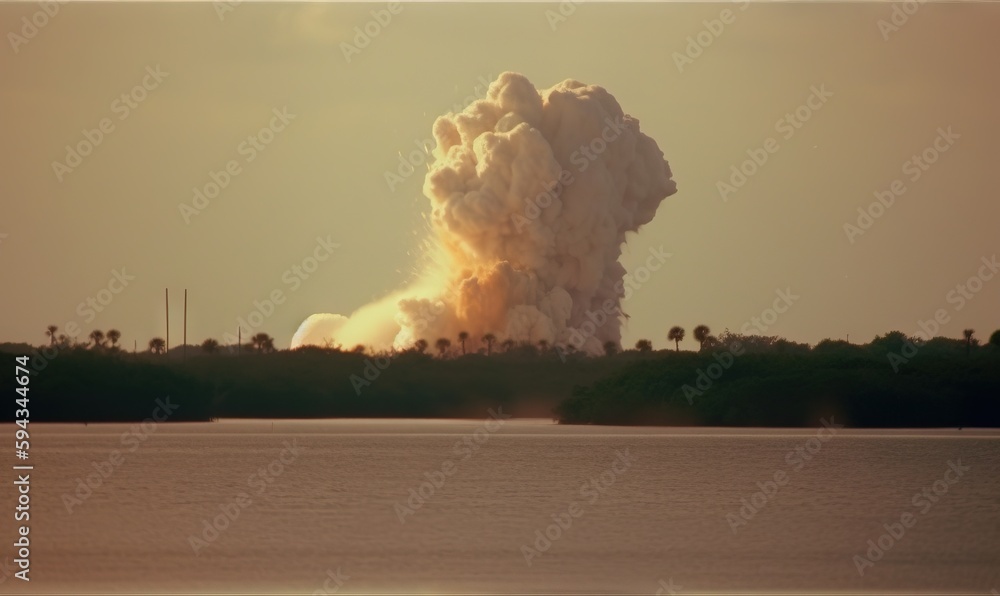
165 288 169 355
183 289 188 361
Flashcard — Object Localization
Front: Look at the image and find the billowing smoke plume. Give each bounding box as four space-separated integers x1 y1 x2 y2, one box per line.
292 72 676 354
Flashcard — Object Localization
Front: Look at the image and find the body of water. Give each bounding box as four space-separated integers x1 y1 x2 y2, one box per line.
3 419 998 594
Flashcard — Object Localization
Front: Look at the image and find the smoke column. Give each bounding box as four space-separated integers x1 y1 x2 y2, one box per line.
292 72 677 354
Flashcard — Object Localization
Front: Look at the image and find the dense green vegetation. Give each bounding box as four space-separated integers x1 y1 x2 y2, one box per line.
4 349 214 422
2 327 998 427
557 332 1000 427
0 343 623 422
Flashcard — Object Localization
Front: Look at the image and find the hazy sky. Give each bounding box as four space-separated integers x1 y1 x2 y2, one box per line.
2 1 998 351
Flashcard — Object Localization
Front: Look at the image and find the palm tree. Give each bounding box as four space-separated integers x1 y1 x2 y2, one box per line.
693 325 710 351
668 326 685 352
501 338 515 353
482 333 497 356
635 339 652 352
603 340 617 356
106 329 121 350
149 337 166 354
414 339 429 354
201 338 219 354
88 329 105 349
250 332 275 353
435 338 451 357
963 328 975 356
458 331 469 355
45 325 58 346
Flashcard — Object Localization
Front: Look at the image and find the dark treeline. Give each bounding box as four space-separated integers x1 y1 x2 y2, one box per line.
2 328 999 426
4 349 214 422
0 342 623 423
557 337 1000 427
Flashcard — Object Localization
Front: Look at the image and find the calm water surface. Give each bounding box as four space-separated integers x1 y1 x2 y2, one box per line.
3 419 999 594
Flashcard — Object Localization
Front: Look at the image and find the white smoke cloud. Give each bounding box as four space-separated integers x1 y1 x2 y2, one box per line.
293 72 676 354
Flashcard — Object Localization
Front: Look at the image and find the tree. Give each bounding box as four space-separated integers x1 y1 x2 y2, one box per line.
435 338 451 357
501 339 515 353
45 325 58 346
458 331 469 355
149 338 166 354
603 341 617 356
963 328 975 356
106 329 121 349
538 339 549 352
251 333 275 353
693 325 710 351
668 326 685 352
990 329 1000 349
88 329 105 349
482 333 497 356
201 338 219 354
414 339 429 354
635 339 652 352
352 344 366 354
